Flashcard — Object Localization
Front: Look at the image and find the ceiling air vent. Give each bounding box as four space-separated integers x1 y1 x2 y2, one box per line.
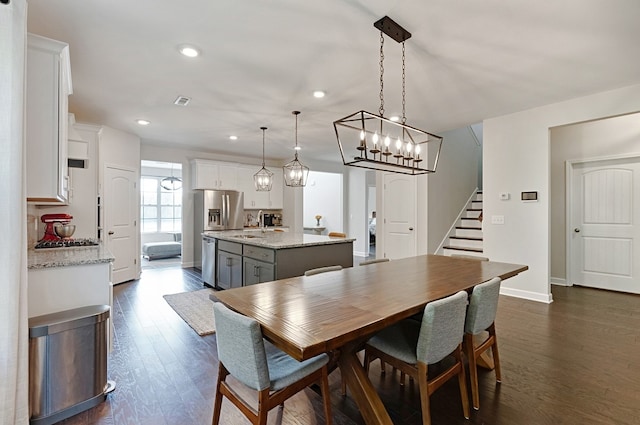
174 96 191 106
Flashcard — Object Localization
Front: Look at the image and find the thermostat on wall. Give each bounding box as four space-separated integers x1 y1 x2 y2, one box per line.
521 191 538 201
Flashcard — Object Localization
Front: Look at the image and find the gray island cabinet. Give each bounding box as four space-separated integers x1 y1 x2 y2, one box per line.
204 231 354 289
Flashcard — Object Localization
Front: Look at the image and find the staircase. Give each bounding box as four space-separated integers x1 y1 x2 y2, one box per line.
442 191 485 258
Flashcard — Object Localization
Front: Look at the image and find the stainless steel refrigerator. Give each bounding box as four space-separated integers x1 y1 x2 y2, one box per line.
194 190 244 274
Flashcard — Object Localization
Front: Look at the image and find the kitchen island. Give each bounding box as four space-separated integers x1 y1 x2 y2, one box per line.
203 231 354 289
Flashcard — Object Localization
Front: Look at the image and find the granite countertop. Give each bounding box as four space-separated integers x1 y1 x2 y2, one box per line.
203 230 355 249
28 245 115 269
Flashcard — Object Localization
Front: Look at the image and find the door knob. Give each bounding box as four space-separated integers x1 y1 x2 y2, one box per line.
108 230 115 235
409 227 414 231
574 228 580 233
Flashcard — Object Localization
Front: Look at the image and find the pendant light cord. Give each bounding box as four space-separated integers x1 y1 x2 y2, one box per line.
293 111 300 159
379 30 385 117
260 126 267 167
402 41 406 125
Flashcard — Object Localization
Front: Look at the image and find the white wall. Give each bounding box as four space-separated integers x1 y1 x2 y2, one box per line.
484 83 640 303
427 126 481 252
550 112 640 281
32 123 100 240
303 170 343 232
347 168 368 256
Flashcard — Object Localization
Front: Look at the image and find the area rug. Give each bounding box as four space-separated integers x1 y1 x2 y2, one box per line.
163 288 217 336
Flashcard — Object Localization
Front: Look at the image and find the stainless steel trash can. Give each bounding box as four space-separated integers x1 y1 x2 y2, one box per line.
29 305 110 425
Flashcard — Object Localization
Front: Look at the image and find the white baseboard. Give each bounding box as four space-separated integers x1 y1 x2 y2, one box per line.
353 251 368 258
550 277 569 286
500 287 553 304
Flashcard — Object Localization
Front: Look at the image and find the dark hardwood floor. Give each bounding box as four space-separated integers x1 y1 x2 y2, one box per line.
59 266 640 425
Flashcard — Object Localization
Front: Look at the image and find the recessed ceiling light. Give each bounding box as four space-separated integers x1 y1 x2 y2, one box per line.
389 115 400 122
136 119 150 126
313 90 326 98
229 135 238 141
178 45 200 58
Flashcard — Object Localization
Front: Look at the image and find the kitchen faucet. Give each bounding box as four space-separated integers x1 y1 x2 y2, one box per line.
257 210 265 232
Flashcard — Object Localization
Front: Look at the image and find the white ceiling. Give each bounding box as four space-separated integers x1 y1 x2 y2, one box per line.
26 0 640 164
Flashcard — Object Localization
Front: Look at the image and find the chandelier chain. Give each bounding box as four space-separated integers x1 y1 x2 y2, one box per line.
261 127 266 166
379 30 385 117
402 41 406 124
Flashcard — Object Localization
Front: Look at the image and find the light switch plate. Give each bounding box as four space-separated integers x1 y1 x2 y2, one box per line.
491 215 505 225
499 192 510 200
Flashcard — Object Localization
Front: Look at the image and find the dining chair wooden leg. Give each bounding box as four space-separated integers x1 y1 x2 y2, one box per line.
454 346 471 419
257 388 269 425
212 363 228 425
489 323 502 383
464 333 480 410
417 362 431 425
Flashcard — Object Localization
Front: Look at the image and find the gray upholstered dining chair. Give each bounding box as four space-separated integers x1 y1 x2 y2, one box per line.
211 302 332 425
463 276 502 410
359 258 390 266
364 291 471 425
304 265 343 276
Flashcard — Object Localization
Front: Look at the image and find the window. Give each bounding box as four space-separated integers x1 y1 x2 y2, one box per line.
140 176 182 233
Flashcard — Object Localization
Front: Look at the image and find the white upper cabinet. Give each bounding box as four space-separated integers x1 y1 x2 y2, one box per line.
269 168 284 209
191 159 237 190
26 34 72 204
192 160 283 209
237 165 283 209
237 165 270 209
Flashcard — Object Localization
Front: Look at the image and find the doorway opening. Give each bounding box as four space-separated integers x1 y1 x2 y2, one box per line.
140 160 183 270
303 171 343 235
367 172 376 257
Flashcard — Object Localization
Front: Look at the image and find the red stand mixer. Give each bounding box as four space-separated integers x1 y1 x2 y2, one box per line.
40 213 73 241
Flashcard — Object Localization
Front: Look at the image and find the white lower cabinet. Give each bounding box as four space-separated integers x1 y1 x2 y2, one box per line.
28 262 113 351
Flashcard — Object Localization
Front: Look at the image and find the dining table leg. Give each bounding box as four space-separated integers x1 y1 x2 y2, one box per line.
338 341 394 425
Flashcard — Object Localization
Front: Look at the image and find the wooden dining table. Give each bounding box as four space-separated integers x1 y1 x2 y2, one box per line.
213 254 528 425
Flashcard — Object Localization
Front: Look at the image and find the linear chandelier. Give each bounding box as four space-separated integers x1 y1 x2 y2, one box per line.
334 16 443 175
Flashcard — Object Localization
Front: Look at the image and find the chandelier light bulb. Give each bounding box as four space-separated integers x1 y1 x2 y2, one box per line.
415 145 421 155
396 138 402 152
406 142 412 153
384 136 391 147
360 130 366 141
373 131 379 145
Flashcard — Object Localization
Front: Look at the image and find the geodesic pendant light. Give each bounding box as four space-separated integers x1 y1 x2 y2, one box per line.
283 111 309 187
253 126 273 191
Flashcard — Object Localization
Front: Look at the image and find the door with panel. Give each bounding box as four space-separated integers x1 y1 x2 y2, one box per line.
382 173 417 260
569 156 640 293
104 165 138 284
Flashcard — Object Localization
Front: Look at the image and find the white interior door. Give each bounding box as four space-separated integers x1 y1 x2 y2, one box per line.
382 173 416 259
570 156 640 293
105 165 138 284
